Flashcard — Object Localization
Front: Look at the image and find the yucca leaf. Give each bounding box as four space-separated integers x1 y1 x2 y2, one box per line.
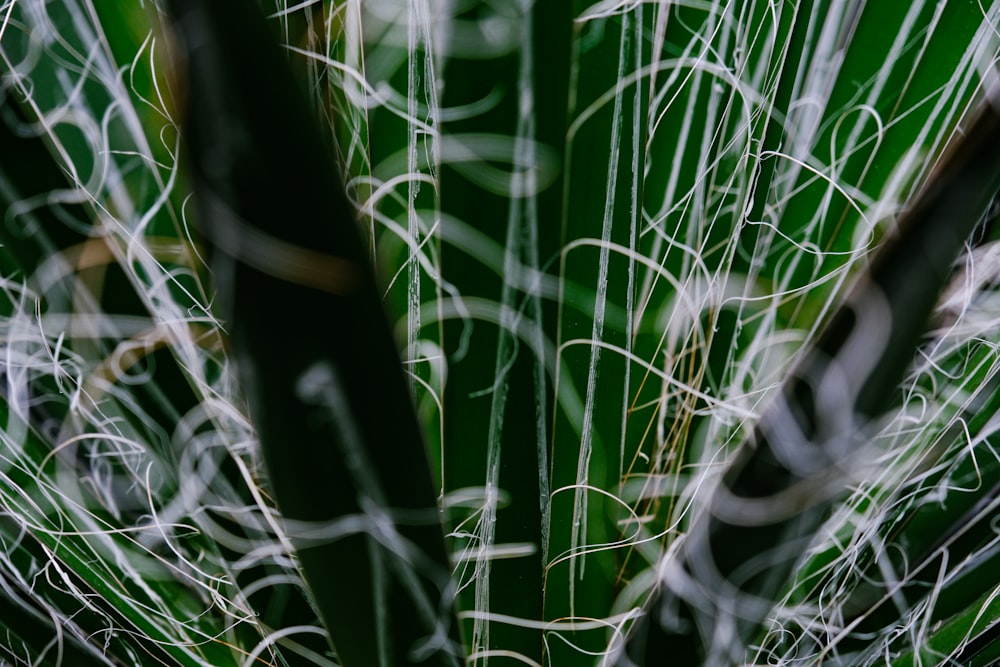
163 1 463 665
825 369 1000 652
5 1 1000 666
428 2 573 663
0 77 248 667
544 7 652 662
0 517 124 667
0 393 241 666
0 69 200 480
619 94 1000 665
888 584 1000 667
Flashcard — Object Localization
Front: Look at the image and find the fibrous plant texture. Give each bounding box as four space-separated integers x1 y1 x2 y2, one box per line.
2 1 1000 666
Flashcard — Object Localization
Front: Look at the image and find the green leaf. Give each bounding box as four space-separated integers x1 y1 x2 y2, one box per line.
1 5 319 664
5 2 1000 666
163 1 464 664
621 93 1000 664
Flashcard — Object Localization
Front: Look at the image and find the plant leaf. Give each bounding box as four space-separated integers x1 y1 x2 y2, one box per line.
163 1 464 664
619 94 1000 665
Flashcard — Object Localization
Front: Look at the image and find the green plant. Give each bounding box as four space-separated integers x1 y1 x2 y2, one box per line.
2 1 1000 666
